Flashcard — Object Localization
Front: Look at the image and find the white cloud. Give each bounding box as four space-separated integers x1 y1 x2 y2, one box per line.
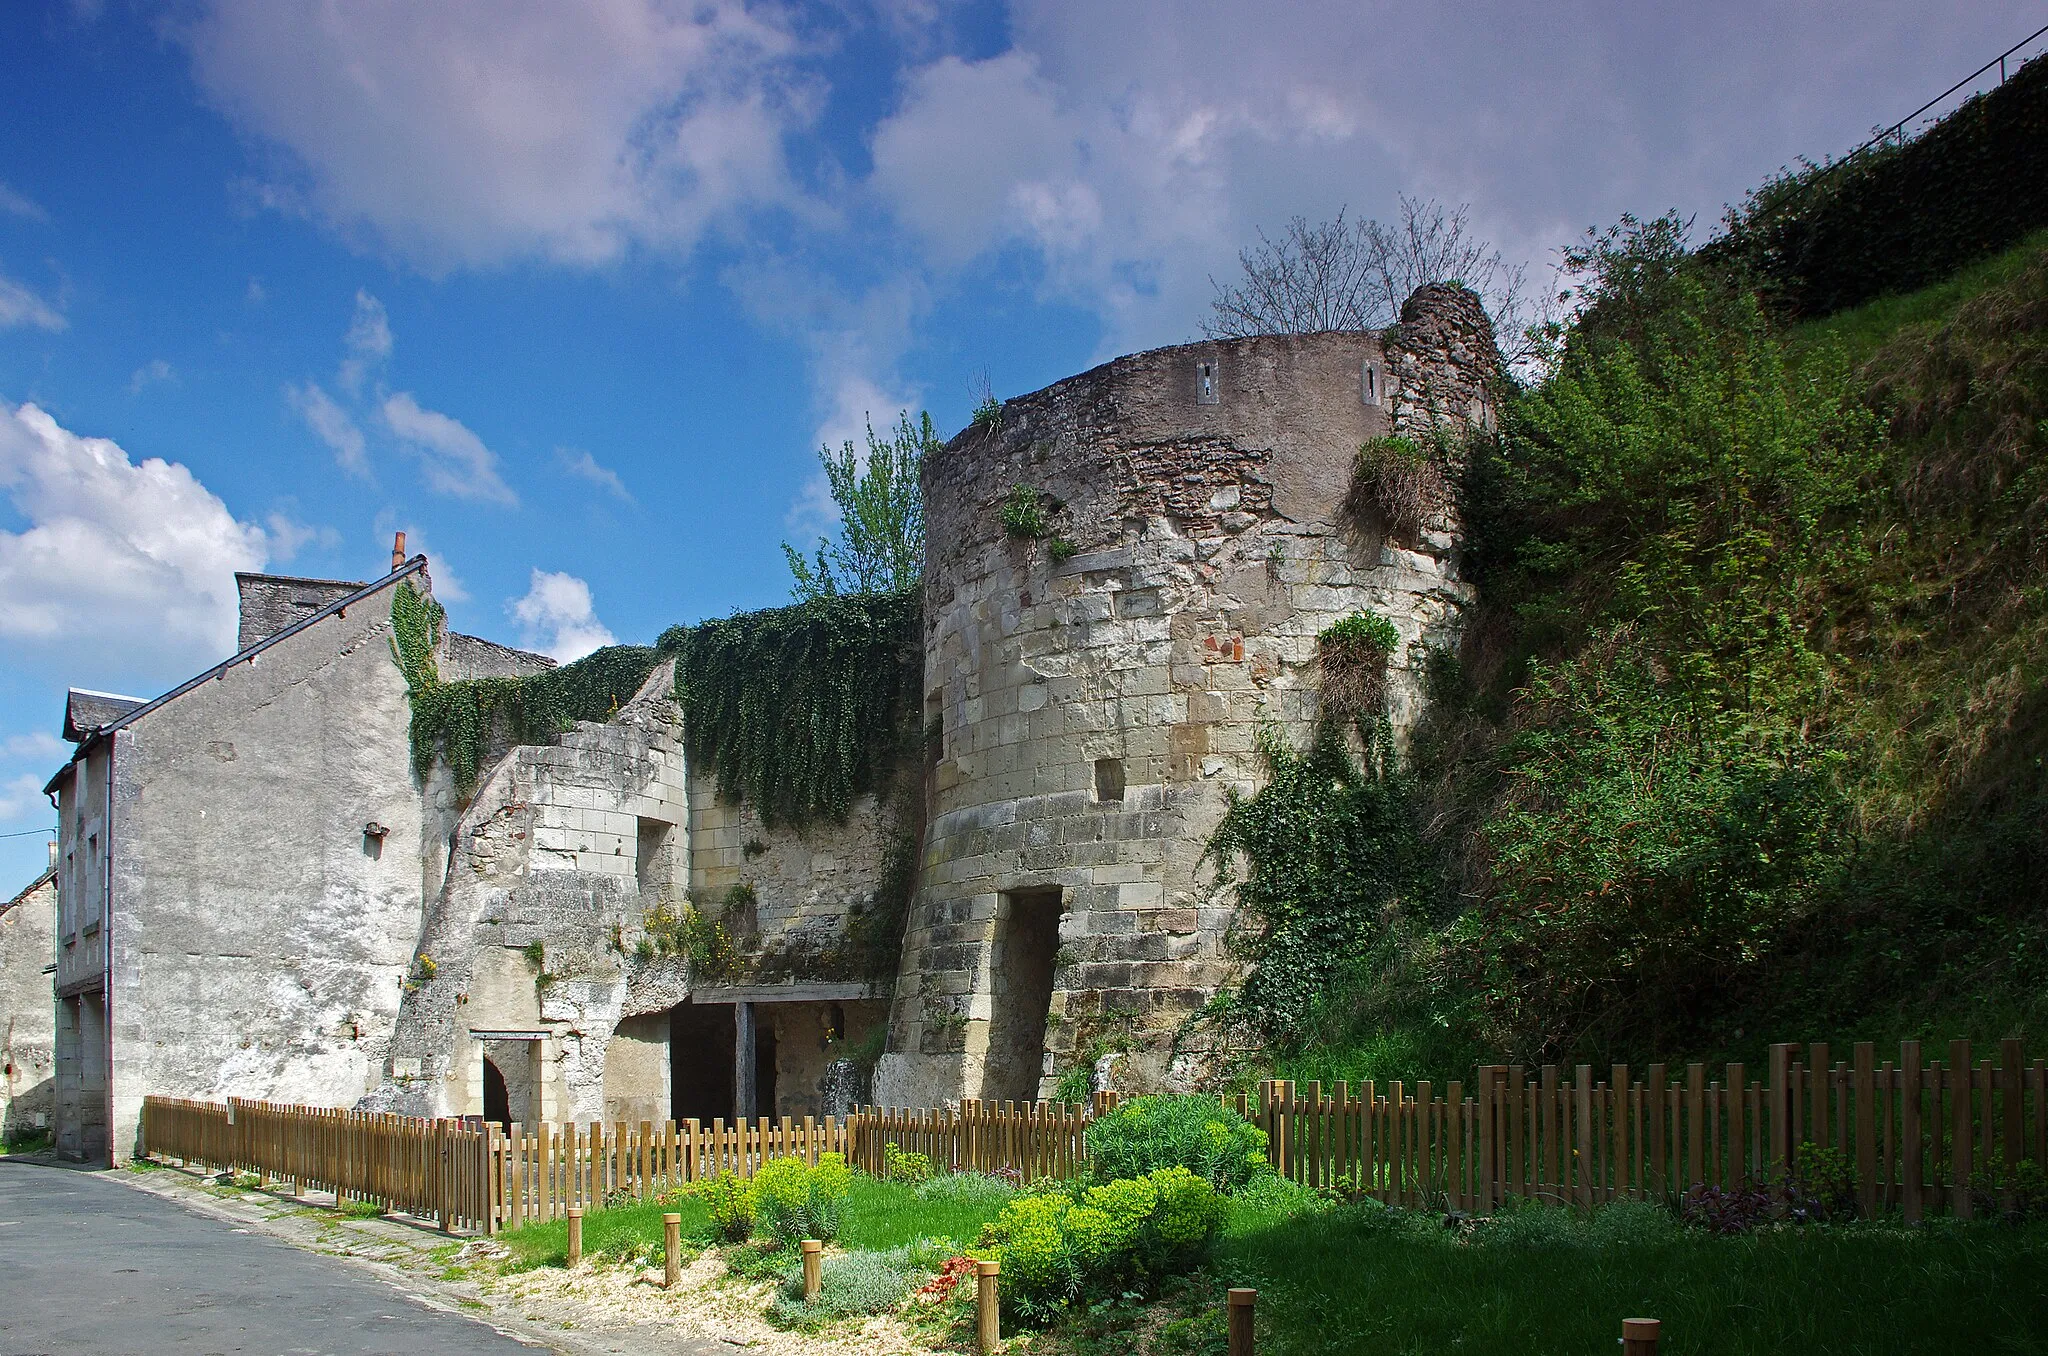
128 359 177 394
246 277 265 305
0 402 267 677
0 182 49 223
264 512 340 562
0 272 65 332
179 0 813 271
338 289 392 392
286 381 369 475
2 732 67 762
381 392 517 505
556 446 630 501
0 772 52 825
508 569 614 663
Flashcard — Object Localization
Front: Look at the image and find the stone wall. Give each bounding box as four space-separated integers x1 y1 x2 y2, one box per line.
0 866 55 1142
372 659 693 1126
83 572 432 1161
874 291 1500 1106
687 781 902 980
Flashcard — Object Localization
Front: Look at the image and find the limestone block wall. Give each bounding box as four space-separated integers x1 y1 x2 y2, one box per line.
0 869 56 1142
372 660 692 1126
89 574 430 1161
687 782 900 976
874 289 1500 1106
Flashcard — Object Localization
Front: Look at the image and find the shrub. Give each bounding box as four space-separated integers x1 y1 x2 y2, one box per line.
983 1167 1223 1322
751 1154 853 1246
769 1249 912 1326
1971 1153 2048 1222
702 1171 755 1242
1317 611 1401 717
1085 1094 1272 1193
883 1143 934 1183
1348 435 1450 538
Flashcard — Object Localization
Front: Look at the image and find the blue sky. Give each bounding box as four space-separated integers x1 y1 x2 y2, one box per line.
2 0 2043 887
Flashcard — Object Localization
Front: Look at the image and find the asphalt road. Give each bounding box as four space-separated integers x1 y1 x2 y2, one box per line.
0 1158 547 1355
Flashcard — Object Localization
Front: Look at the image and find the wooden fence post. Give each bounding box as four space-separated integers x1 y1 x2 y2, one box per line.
664 1212 682 1289
1901 1040 1923 1223
976 1259 1000 1353
1622 1317 1661 1354
566 1206 583 1267
1768 1044 1792 1172
1950 1038 1974 1219
1228 1287 1257 1356
802 1239 822 1301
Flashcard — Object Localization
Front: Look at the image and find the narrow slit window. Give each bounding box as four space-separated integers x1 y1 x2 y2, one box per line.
1362 362 1380 405
1196 360 1219 405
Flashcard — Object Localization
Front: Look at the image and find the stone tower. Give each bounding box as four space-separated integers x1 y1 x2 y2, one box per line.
872 285 1501 1106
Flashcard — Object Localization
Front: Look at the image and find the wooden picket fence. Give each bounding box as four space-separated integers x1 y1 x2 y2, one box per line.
1259 1039 2048 1219
141 1096 496 1233
141 1037 2047 1235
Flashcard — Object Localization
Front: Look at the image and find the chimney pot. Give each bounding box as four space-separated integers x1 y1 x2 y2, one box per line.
391 531 407 571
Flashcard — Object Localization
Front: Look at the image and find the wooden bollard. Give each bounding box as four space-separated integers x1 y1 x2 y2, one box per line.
976 1259 1000 1353
1228 1288 1257 1356
1622 1318 1661 1354
663 1212 682 1289
801 1239 822 1301
565 1206 583 1267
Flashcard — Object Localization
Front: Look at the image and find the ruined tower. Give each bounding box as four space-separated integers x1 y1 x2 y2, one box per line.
874 284 1501 1106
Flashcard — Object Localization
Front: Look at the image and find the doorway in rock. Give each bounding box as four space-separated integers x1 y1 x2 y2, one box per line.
483 1056 510 1129
670 1001 736 1123
986 886 1064 1101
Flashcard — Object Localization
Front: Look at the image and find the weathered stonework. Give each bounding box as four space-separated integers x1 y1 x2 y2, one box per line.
1 862 55 1142
875 289 1500 1106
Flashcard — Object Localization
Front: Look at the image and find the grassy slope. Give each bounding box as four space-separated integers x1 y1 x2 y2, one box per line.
1275 231 2048 1089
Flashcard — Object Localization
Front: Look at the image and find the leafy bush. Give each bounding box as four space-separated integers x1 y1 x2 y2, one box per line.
1349 435 1451 538
982 1167 1222 1322
751 1154 853 1246
883 1143 934 1183
1317 611 1402 718
1971 1153 2048 1222
769 1249 911 1326
1085 1095 1271 1193
1678 1143 1857 1233
702 1172 755 1242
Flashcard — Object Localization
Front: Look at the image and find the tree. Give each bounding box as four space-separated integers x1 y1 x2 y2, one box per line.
1205 195 1546 369
782 411 934 600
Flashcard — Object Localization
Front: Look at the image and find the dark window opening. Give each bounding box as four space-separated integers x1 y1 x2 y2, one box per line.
755 1022 779 1119
1093 758 1126 803
670 1001 737 1124
986 887 1064 1101
483 1057 510 1130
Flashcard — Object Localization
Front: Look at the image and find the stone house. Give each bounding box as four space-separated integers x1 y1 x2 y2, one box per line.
38 287 1498 1162
1 850 56 1144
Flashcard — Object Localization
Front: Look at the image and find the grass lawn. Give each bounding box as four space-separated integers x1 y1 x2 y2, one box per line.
496 1170 2048 1353
1208 1190 2048 1356
497 1172 1009 1270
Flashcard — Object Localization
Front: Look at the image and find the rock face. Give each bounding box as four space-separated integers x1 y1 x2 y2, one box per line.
874 289 1500 1105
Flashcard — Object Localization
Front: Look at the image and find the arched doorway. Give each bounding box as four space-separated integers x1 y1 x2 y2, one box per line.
483 1055 510 1129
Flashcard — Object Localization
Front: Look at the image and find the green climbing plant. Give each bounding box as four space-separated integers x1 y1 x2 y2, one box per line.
660 591 922 828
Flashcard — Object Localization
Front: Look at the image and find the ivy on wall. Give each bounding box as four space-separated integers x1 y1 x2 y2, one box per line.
392 582 922 828
660 590 922 827
391 579 662 793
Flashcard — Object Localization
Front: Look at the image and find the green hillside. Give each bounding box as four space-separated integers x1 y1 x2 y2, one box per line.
1231 221 2048 1085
